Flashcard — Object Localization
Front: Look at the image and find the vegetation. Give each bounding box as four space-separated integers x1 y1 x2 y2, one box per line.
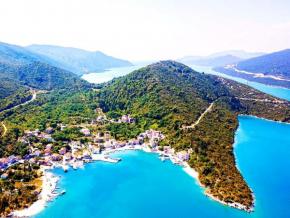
0 163 40 215
96 61 290 208
0 60 289 213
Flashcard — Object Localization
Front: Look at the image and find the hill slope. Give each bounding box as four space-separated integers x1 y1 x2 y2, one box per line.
214 49 290 88
97 61 290 211
27 44 133 75
0 61 90 111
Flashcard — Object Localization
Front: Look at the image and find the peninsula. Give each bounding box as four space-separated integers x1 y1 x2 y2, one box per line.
0 61 289 216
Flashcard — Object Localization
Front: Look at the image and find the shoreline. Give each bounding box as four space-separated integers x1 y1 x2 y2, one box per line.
238 114 290 125
211 67 290 90
13 168 59 217
12 144 253 216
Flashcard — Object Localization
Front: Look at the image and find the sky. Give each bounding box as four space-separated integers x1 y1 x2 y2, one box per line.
0 0 290 61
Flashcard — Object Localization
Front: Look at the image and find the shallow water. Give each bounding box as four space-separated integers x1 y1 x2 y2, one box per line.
34 116 290 218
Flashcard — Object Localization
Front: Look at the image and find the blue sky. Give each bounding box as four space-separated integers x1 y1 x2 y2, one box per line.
0 0 289 61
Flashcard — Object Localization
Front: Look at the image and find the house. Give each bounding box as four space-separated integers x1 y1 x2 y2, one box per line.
34 150 42 157
104 132 110 138
81 128 91 136
83 150 91 159
46 144 53 150
29 158 36 164
44 148 51 155
70 141 81 149
104 141 111 148
91 145 101 154
118 141 126 147
91 119 97 124
46 127 54 134
6 156 17 164
37 132 45 139
164 146 173 154
64 152 73 161
1 173 8 180
97 115 104 121
44 134 53 142
76 154 83 161
34 188 42 195
137 136 144 144
177 151 190 161
94 137 104 143
0 158 8 168
18 137 29 144
129 139 140 146
59 147 67 155
51 153 61 161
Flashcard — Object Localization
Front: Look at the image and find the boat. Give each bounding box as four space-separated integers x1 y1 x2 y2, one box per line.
61 190 66 195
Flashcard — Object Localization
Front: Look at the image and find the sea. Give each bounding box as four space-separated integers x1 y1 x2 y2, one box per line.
34 65 290 218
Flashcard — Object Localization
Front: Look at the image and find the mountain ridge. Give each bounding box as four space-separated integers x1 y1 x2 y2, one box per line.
26 44 133 75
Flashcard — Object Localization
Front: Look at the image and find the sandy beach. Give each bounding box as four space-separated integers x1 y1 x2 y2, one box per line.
13 169 59 217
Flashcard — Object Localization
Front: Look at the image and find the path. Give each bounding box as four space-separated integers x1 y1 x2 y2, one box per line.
237 97 287 104
0 90 46 137
1 122 7 136
182 102 215 130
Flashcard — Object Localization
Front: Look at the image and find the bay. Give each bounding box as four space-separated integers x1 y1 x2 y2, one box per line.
34 116 290 218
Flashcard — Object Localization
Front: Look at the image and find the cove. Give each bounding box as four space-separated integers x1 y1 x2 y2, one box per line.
33 116 290 218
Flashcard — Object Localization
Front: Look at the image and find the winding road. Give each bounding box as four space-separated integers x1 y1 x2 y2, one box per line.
0 90 42 137
182 101 215 130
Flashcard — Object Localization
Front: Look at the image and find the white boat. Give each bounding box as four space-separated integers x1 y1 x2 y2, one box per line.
61 190 66 195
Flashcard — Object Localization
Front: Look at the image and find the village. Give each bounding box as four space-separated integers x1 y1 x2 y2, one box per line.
0 111 193 208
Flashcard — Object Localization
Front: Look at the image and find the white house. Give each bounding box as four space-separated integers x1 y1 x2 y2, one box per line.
177 151 190 161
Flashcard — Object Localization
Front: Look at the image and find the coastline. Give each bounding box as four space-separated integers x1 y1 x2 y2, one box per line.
12 143 254 216
13 168 59 217
238 114 290 125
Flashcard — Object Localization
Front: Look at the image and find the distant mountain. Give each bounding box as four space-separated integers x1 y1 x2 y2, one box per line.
26 45 133 75
214 49 290 89
207 50 265 59
0 41 65 68
184 55 243 67
178 50 265 66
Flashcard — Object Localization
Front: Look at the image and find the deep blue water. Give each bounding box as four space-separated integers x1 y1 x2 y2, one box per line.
34 116 290 218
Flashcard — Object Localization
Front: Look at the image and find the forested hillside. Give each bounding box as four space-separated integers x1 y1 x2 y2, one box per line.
96 61 290 209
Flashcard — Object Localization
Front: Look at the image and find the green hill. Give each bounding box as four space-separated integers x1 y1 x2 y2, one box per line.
96 61 290 210
0 61 90 111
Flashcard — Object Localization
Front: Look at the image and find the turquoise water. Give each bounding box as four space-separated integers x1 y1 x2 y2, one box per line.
34 116 290 218
82 64 290 101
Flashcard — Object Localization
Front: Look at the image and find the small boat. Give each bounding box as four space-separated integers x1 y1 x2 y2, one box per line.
61 190 66 195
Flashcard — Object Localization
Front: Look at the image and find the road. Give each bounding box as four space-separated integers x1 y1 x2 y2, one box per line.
0 90 42 137
182 102 215 130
